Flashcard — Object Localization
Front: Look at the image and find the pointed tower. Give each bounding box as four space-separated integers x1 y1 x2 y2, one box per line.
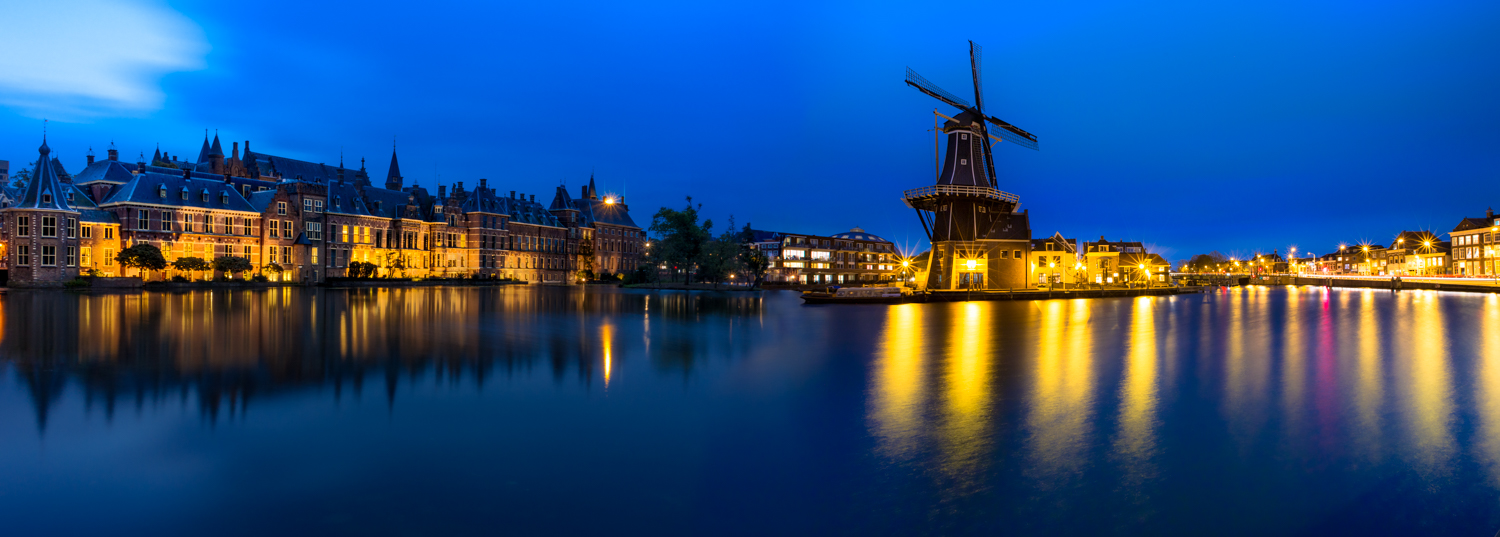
4 133 81 286
151 145 162 166
195 130 211 164
207 131 225 174
586 174 599 200
385 145 403 190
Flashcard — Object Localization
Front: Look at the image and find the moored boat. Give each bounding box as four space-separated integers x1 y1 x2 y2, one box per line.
800 286 907 304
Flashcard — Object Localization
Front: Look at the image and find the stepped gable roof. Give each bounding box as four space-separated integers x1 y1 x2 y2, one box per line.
831 227 889 243
983 211 1029 240
72 159 137 185
99 170 258 213
242 149 371 185
549 185 575 212
246 190 278 212
15 137 74 212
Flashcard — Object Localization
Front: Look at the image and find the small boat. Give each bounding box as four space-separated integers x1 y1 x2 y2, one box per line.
800 286 907 304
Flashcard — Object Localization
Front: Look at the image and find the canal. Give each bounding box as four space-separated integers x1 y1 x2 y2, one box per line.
0 286 1496 535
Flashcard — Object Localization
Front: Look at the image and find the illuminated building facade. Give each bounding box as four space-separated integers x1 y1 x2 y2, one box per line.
2 132 646 286
752 228 902 285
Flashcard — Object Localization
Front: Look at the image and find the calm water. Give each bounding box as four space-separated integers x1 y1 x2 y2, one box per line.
1 286 1498 535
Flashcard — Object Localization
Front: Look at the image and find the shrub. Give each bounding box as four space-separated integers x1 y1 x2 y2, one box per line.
171 275 189 283
62 278 91 289
251 274 269 283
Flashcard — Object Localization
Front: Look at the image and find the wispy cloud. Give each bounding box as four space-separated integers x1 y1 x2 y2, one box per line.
0 0 207 120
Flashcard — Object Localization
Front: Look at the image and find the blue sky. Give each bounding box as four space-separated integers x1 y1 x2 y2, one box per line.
3 0 1498 260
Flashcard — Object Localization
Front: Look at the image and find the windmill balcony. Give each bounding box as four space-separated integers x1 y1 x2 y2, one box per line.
901 184 1020 210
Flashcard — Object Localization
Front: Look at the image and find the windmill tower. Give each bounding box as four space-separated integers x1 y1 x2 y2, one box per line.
902 41 1038 290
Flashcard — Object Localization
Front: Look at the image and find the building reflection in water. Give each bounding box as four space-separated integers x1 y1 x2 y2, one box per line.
938 302 993 493
1023 299 1095 490
1404 291 1455 477
869 304 927 461
1113 296 1160 490
0 287 764 430
1480 295 1500 487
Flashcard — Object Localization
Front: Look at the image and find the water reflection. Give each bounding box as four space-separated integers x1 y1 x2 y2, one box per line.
0 287 764 429
1024 300 1095 489
939 302 993 492
1114 297 1160 488
1404 291 1455 477
870 304 926 460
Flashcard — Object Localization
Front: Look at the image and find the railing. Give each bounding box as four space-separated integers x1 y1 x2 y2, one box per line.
901 184 1020 204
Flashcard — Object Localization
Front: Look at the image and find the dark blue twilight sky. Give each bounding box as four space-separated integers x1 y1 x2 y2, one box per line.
3 0 1498 260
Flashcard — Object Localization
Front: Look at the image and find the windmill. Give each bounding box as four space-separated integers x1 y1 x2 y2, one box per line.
901 41 1039 291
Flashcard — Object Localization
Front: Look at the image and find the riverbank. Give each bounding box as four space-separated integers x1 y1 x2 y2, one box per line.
1237 274 1500 294
622 283 760 291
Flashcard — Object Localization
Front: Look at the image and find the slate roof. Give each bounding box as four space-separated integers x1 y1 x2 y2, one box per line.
459 187 507 214
505 194 561 227
100 170 259 213
14 137 75 212
242 150 372 185
585 198 638 228
71 159 137 185
1452 217 1493 233
984 211 1030 240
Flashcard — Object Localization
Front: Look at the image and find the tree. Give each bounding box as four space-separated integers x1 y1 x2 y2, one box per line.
735 222 769 288
577 235 596 281
384 251 407 277
649 196 713 284
212 256 254 278
172 256 212 279
9 160 35 191
263 263 285 276
115 244 167 277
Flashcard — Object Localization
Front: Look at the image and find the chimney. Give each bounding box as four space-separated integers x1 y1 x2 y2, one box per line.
479 178 487 190
529 194 535 202
510 190 516 199
183 168 191 180
87 147 95 165
107 145 119 161
439 185 447 199
1489 207 1494 219
232 142 239 160
137 153 146 173
224 174 232 184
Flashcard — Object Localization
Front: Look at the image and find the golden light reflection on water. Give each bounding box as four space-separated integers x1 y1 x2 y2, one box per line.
939 302 993 487
1024 299 1095 488
602 322 614 389
870 304 926 460
1114 297 1159 483
1480 295 1500 486
1404 291 1455 476
1352 290 1384 460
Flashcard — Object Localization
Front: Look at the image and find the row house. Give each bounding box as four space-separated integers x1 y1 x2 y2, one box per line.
1386 231 1449 276
4 131 647 286
1028 233 1079 285
1449 210 1498 276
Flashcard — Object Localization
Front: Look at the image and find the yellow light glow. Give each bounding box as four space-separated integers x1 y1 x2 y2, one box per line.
902 260 909 267
965 259 977 270
604 197 616 205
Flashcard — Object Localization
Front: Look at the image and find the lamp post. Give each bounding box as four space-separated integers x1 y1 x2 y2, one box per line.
1139 263 1148 289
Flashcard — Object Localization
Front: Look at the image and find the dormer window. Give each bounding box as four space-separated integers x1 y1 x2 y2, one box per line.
220 192 229 205
66 192 74 203
158 184 167 198
200 189 209 202
180 187 189 200
41 192 51 204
